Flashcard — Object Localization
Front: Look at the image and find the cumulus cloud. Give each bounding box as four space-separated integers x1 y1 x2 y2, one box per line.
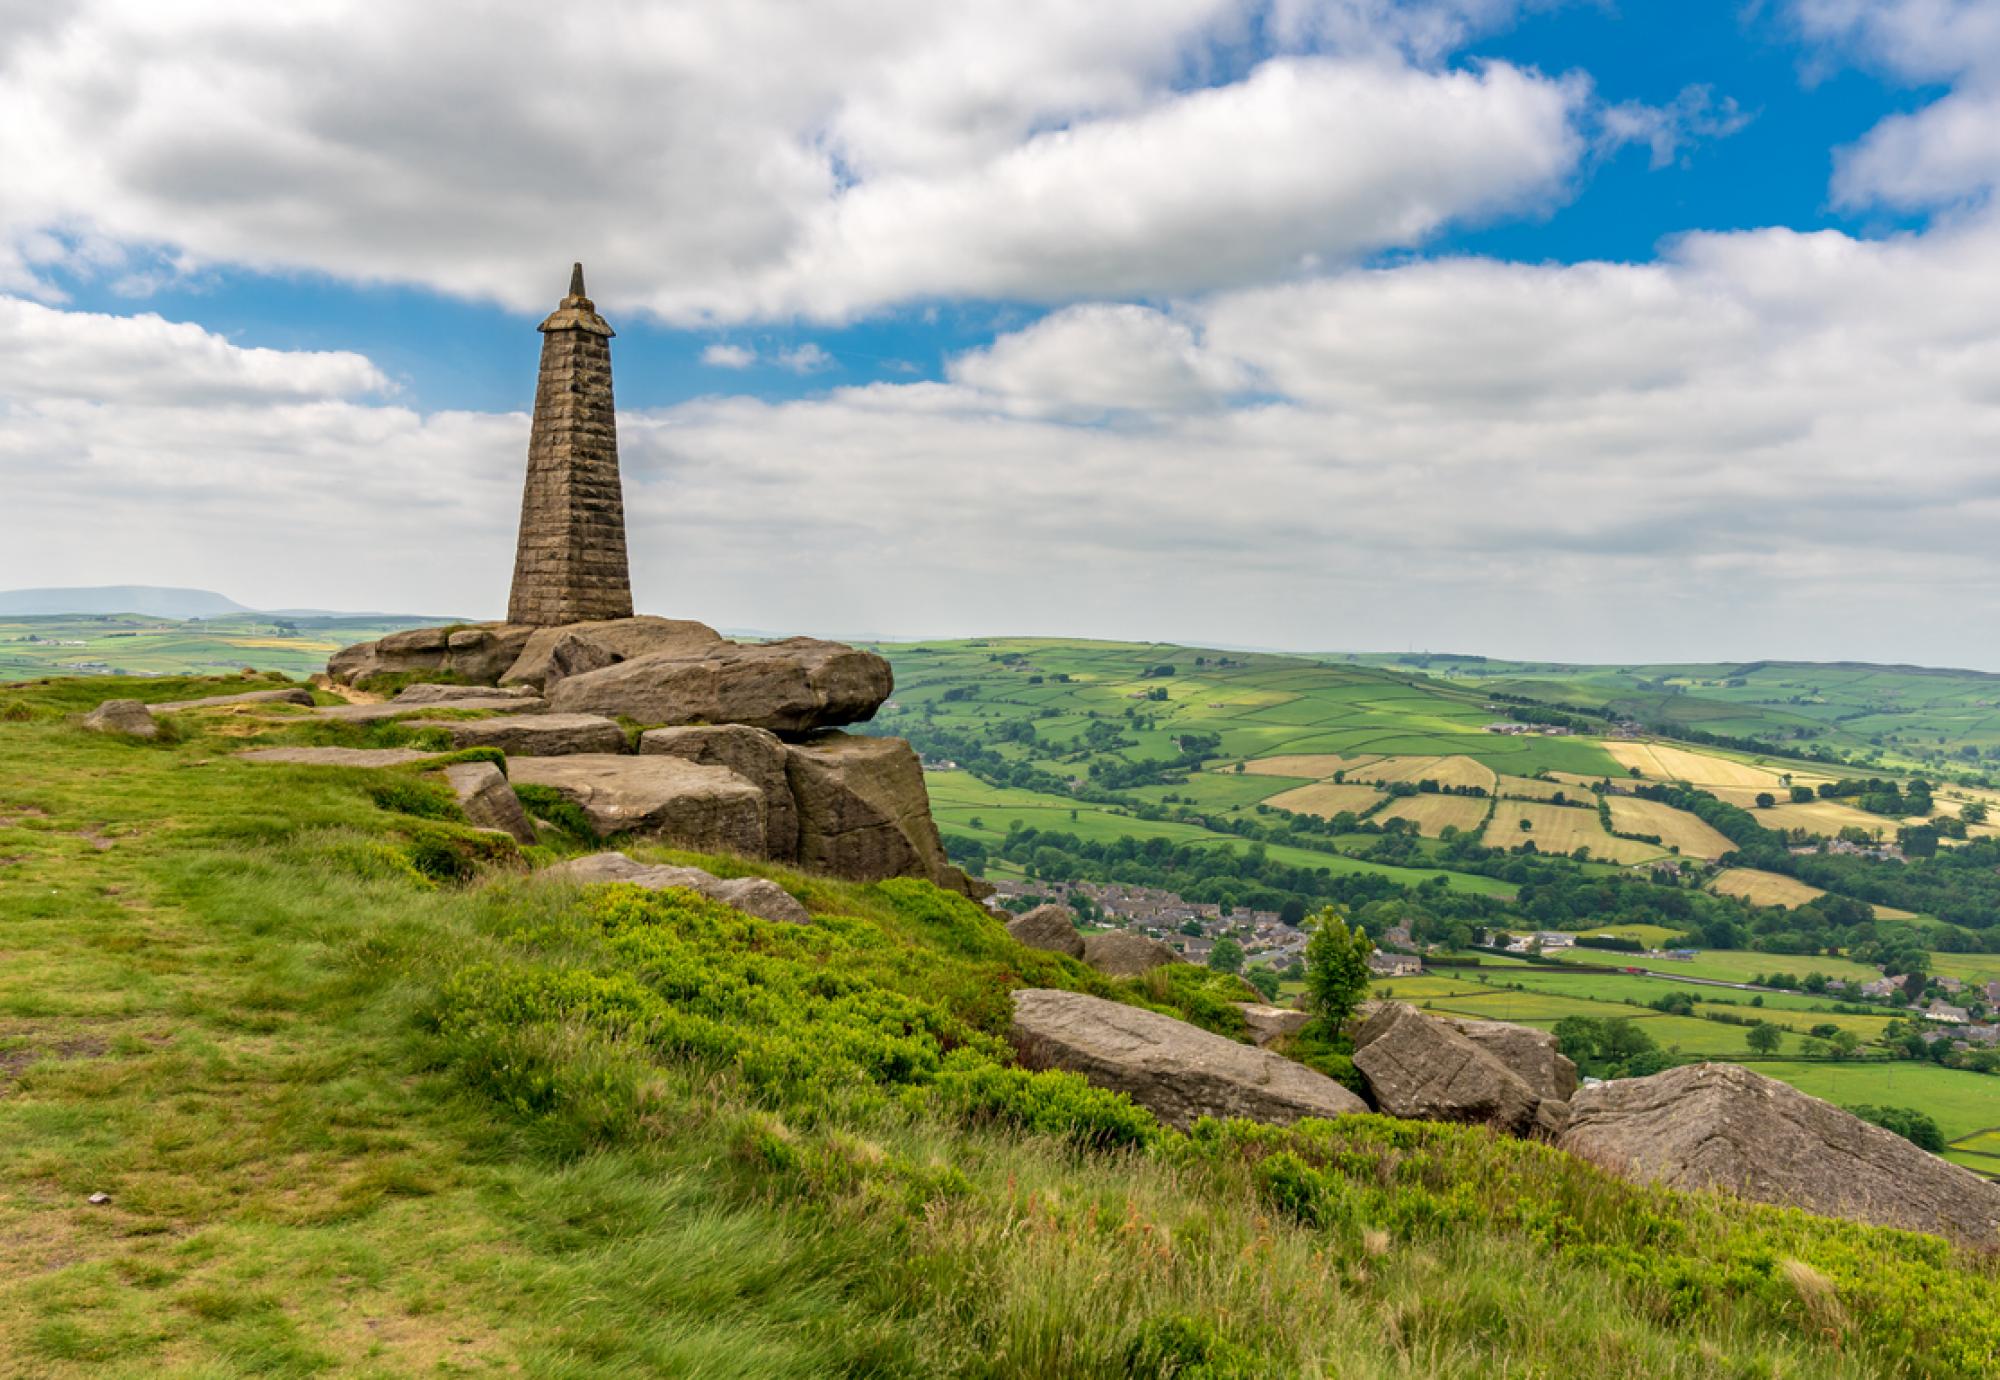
1792 0 2000 207
0 296 389 405
1599 85 1753 169
700 344 756 369
0 1 1580 323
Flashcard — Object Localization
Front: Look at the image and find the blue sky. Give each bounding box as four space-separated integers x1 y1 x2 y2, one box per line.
4 1 2000 664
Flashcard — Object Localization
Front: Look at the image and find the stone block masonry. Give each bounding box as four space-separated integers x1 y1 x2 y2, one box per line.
507 263 634 626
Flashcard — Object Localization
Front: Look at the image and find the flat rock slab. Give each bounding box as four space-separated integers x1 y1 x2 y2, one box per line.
1352 1002 1539 1134
544 850 809 924
785 731 953 885
410 713 627 756
641 725 797 856
314 696 547 723
1008 904 1084 958
1010 988 1365 1130
1081 930 1182 978
327 622 536 687
1561 1061 2000 1246
390 683 542 707
238 747 443 767
506 755 767 855
547 637 892 733
153 688 315 712
443 761 536 845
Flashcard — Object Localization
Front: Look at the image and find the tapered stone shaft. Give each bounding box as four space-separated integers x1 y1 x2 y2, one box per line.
507 263 634 626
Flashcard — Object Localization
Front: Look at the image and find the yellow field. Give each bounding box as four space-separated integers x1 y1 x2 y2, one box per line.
222 637 340 651
1605 796 1737 860
1263 782 1387 819
1550 769 1621 790
1712 868 1826 909
1236 754 1380 779
1711 867 1918 920
1603 741 1812 789
1495 774 1578 802
1482 801 1665 864
1710 790 1896 840
1354 754 1498 792
1375 795 1492 837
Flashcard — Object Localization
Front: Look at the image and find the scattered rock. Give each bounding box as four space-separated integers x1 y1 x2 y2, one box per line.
784 731 974 893
1434 1015 1579 1101
1560 1062 2000 1245
413 712 628 756
87 1192 110 1206
506 754 767 854
81 699 158 739
543 850 810 924
441 761 536 845
1080 930 1181 978
237 747 444 767
151 687 315 712
501 616 724 690
547 637 892 733
1239 1003 1313 1047
641 724 798 858
1006 904 1084 958
1351 1002 1539 1134
1009 988 1366 1130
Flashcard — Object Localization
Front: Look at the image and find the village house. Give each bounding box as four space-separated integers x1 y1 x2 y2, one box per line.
1367 951 1422 978
1925 1000 1970 1025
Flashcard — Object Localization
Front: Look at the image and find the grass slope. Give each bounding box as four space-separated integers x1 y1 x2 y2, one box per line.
4 675 2000 1376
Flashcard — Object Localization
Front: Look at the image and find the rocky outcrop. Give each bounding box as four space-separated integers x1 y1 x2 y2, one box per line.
785 731 964 888
1081 930 1181 978
442 761 535 845
1434 1016 1578 1101
547 638 892 733
1560 1062 2000 1245
641 725 798 858
82 699 159 739
326 622 535 687
1007 904 1085 958
501 616 724 690
153 687 315 712
239 746 444 767
1239 1003 1313 1047
414 713 627 756
544 850 809 924
506 755 768 855
1351 1002 1539 1134
1009 988 1365 1130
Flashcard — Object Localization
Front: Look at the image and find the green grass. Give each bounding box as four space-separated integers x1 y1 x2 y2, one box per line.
6 672 2000 1376
0 612 438 683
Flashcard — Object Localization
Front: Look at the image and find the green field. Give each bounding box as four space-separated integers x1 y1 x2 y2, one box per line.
1349 654 2000 782
0 612 438 683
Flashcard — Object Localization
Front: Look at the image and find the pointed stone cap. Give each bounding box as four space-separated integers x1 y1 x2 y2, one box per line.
539 261 614 337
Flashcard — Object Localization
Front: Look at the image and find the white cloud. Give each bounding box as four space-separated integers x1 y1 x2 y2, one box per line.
1599 85 1753 170
13 216 2000 664
0 296 389 405
700 343 756 369
0 2 1580 323
775 343 835 374
1792 1 2000 207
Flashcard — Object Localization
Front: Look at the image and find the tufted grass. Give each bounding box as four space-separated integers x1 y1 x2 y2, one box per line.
0 673 1996 1377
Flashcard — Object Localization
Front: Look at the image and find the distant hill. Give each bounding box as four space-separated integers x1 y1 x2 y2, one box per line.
0 585 254 618
0 586 453 621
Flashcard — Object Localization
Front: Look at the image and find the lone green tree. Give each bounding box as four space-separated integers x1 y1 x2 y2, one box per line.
1305 908 1371 1028
1747 1021 1784 1054
1207 937 1245 974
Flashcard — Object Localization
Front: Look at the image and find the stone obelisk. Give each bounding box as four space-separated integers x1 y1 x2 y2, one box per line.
506 263 634 626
